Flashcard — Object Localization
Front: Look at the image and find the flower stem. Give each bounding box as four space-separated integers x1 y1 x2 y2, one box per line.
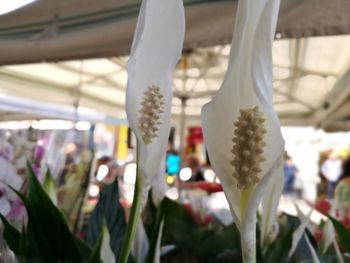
118 147 144 263
240 186 256 263
241 226 257 263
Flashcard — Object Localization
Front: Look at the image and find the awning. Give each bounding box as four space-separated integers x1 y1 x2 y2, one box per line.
0 0 349 65
0 35 349 131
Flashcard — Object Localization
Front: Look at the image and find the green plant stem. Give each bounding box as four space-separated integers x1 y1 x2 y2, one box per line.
118 147 144 263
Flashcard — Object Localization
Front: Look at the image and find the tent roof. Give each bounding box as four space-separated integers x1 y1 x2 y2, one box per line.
0 0 349 65
0 35 349 131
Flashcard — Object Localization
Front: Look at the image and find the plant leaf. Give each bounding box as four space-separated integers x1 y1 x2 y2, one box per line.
43 169 57 206
328 215 350 252
265 227 294 263
101 225 116 263
24 161 82 261
0 213 21 254
88 227 103 263
74 236 93 261
145 196 166 263
86 180 126 260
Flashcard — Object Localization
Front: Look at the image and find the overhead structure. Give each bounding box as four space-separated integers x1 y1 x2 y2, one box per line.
0 35 349 131
0 0 349 65
0 0 349 131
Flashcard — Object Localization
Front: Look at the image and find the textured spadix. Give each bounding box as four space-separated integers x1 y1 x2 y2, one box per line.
126 0 185 193
200 0 284 261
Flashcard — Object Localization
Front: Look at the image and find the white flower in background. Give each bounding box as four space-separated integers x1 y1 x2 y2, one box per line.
0 157 23 202
321 205 344 263
200 0 284 261
126 0 185 198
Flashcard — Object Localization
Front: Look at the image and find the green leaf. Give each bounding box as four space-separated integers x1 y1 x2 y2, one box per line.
43 169 57 205
0 213 21 254
88 227 103 263
160 197 242 262
196 223 241 260
86 180 126 260
74 236 93 261
328 215 350 252
24 162 82 261
264 226 294 263
0 179 27 203
145 197 166 263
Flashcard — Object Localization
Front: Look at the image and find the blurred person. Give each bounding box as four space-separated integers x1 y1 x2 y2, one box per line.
321 152 342 199
283 154 298 196
334 156 350 220
185 154 205 182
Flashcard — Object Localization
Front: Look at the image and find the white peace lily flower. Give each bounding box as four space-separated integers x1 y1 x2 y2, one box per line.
120 0 184 262
126 0 185 199
132 222 149 263
304 233 321 263
260 159 283 246
200 0 284 261
322 204 344 262
289 204 313 258
151 156 167 206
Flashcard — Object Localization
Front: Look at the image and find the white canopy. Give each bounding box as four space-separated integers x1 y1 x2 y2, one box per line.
0 0 349 130
0 0 349 65
0 35 349 131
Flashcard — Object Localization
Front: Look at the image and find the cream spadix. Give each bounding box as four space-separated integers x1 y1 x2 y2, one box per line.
200 0 284 261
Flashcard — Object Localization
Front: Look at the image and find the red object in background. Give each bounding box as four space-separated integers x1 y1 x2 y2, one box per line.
183 203 213 226
182 181 223 194
314 197 331 215
342 217 350 228
188 127 203 144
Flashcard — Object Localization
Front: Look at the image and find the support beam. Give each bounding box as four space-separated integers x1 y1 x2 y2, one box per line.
312 68 350 128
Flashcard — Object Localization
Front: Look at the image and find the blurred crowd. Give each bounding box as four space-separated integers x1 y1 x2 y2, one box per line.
282 150 350 203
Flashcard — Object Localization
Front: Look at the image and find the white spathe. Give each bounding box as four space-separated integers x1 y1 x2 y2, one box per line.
126 0 185 197
260 159 284 245
200 0 284 261
151 157 167 206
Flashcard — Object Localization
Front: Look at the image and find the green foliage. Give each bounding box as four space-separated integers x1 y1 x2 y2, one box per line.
0 213 21 254
24 162 82 261
144 197 242 263
85 180 126 260
328 215 350 252
263 226 294 263
0 162 104 263
87 229 103 263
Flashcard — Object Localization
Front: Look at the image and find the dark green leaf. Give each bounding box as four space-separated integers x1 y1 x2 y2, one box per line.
86 180 126 260
0 213 21 254
264 226 294 263
24 162 82 261
74 236 93 261
87 227 103 263
145 196 166 263
328 215 350 252
196 223 241 260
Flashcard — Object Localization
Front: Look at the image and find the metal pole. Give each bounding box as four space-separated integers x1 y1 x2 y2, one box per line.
179 96 187 163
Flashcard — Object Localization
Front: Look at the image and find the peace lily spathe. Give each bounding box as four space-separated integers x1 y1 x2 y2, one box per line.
120 0 185 262
201 0 284 261
126 0 185 198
